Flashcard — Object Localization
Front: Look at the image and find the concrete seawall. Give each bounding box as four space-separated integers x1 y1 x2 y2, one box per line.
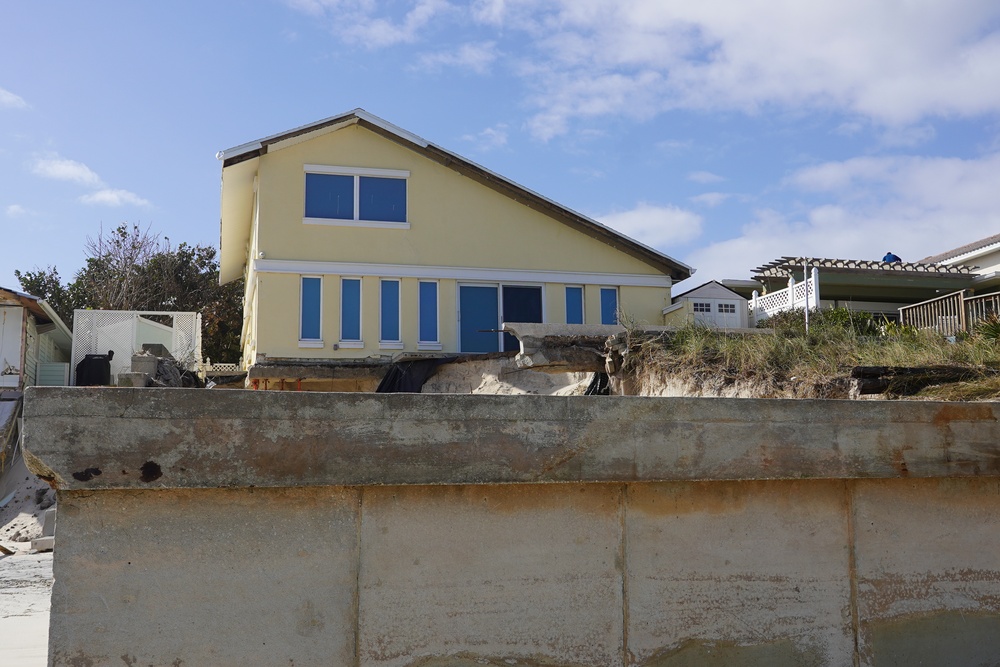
22 388 1000 666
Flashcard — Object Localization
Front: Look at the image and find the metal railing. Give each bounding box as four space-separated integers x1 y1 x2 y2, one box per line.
899 290 1000 335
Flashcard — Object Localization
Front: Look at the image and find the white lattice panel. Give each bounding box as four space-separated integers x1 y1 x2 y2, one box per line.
71 310 202 385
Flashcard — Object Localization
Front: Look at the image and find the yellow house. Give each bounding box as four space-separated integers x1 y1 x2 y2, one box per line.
218 109 692 386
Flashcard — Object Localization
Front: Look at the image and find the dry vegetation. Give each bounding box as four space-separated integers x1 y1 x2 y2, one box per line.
621 308 1000 400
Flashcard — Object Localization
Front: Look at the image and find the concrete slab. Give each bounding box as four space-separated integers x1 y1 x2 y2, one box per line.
358 484 625 667
626 480 854 666
48 487 360 666
22 389 1000 491
853 478 1000 666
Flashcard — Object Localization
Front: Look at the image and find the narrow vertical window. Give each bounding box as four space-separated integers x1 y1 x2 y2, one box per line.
600 287 618 325
341 278 362 342
419 281 439 344
565 286 584 324
380 279 400 343
300 277 322 342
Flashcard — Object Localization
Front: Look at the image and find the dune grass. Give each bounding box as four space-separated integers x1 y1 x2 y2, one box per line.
622 308 1000 399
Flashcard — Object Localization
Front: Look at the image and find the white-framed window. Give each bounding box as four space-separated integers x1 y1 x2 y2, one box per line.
340 277 363 348
600 287 618 325
692 302 712 313
718 303 737 314
299 276 323 348
379 279 403 349
565 285 584 324
418 280 441 350
304 165 410 228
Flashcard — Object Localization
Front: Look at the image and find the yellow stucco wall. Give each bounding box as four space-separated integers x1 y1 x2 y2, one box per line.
244 123 675 360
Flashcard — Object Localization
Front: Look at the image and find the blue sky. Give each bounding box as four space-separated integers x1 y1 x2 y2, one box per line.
3 0 1000 294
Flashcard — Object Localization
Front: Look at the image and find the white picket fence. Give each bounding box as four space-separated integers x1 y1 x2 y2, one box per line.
750 268 820 325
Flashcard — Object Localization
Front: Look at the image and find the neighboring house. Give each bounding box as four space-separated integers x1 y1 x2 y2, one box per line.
750 257 981 320
920 232 1000 295
0 287 72 390
663 281 749 329
218 109 692 388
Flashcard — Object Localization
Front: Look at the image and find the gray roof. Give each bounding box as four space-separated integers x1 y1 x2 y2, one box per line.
920 232 1000 264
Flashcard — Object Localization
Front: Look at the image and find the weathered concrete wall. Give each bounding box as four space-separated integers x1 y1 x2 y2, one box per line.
22 388 1000 666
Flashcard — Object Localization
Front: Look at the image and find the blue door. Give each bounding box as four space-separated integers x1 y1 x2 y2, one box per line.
459 285 499 352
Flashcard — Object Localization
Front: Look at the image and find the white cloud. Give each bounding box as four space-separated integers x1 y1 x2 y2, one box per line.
5 204 29 217
283 1 1000 138
416 42 498 74
681 152 1000 286
292 0 453 48
688 170 725 184
690 192 730 207
0 86 28 109
489 0 1000 138
597 202 703 251
461 123 508 150
79 189 151 207
32 157 103 187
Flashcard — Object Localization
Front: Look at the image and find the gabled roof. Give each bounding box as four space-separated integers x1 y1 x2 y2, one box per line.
671 280 745 301
920 232 1000 265
217 108 693 283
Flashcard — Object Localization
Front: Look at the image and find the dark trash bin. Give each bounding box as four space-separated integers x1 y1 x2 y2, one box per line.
75 351 114 386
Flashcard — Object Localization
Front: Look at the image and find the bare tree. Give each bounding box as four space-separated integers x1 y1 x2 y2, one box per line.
78 224 170 311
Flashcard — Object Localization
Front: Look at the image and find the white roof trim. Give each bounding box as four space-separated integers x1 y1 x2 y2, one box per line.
944 240 1000 267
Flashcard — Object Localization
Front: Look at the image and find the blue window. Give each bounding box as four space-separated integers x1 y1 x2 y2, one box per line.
419 281 438 343
300 277 322 341
341 278 362 341
305 168 408 224
305 173 353 220
380 279 400 342
565 286 584 324
360 177 406 222
600 287 618 325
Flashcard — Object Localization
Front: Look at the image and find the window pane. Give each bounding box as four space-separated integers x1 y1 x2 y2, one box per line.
380 280 400 341
341 278 362 341
359 176 406 222
300 277 321 340
600 288 618 325
566 286 584 324
419 281 438 342
305 173 354 219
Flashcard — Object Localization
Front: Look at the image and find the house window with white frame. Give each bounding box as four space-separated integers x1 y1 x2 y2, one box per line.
340 278 363 347
718 303 736 314
600 287 618 325
565 286 584 325
418 281 441 350
299 276 323 347
304 166 409 227
380 279 402 349
692 302 712 313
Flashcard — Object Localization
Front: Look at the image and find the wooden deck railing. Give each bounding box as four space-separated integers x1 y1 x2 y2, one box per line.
900 290 1000 335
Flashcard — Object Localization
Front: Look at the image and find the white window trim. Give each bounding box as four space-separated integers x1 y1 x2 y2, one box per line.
379 278 402 348
304 165 410 228
254 259 672 288
299 275 323 346
340 277 363 345
418 280 440 347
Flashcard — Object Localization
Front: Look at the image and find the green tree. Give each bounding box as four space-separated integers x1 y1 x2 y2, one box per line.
16 224 243 363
